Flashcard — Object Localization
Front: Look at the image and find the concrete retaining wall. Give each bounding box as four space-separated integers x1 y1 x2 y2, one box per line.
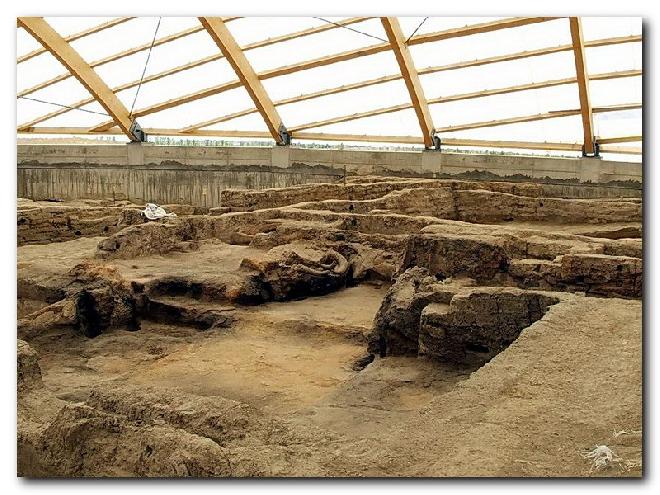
17 144 642 207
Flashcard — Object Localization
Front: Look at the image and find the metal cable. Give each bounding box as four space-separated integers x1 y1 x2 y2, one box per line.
18 96 109 116
129 16 162 116
405 17 429 44
314 17 387 43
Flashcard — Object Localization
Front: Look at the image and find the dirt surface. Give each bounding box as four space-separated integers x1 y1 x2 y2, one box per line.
17 176 642 477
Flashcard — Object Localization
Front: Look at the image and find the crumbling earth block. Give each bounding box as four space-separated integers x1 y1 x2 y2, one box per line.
419 288 559 364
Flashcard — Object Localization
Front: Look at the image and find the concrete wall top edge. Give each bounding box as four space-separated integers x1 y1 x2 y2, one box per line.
17 143 641 186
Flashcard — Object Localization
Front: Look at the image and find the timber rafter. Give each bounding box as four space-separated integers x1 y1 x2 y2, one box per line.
569 17 596 155
16 16 643 156
198 17 288 144
18 17 142 141
381 17 435 147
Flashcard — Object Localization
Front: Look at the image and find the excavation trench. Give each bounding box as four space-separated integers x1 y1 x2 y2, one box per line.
16 177 642 477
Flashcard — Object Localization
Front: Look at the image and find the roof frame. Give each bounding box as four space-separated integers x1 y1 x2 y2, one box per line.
381 16 435 148
17 17 369 130
20 32 641 132
198 17 288 144
569 17 596 155
285 69 640 133
18 16 143 141
17 17 135 64
17 17 241 98
16 126 642 155
87 16 559 132
16 16 643 156
436 103 641 134
178 34 640 133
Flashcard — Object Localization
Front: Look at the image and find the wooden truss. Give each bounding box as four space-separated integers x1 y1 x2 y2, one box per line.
18 17 142 141
569 17 597 155
17 16 643 155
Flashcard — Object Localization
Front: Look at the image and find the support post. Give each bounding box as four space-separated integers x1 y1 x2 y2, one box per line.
18 17 145 142
569 17 598 157
198 17 290 145
381 17 437 149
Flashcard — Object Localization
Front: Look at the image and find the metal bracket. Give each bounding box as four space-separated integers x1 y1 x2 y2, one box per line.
428 133 441 151
277 124 291 146
582 140 600 158
130 120 147 142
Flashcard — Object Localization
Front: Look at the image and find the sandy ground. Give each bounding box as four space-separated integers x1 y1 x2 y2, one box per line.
17 227 642 477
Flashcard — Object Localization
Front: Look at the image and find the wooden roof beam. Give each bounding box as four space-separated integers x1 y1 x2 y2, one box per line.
437 109 581 133
599 145 642 155
436 103 640 134
17 17 134 64
17 17 143 141
199 17 288 145
381 17 436 148
569 17 596 155
15 126 606 154
179 37 640 133
17 17 240 98
18 18 370 130
408 17 559 45
596 135 642 144
285 70 640 134
89 17 562 127
290 103 412 132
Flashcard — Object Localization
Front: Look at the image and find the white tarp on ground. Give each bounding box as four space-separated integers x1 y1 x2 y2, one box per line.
143 203 177 220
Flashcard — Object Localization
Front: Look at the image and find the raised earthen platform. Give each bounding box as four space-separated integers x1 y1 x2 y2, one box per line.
17 175 642 477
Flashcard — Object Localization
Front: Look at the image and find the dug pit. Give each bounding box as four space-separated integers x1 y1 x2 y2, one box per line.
17 176 642 477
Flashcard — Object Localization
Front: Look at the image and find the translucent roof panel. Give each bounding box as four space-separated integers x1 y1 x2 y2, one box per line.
585 43 642 74
431 84 582 129
113 59 239 112
205 112 270 132
262 50 401 101
242 18 388 74
409 18 571 70
590 76 642 108
44 17 125 38
17 50 70 93
70 17 163 63
31 101 110 128
137 86 258 129
92 30 223 89
594 109 642 139
420 51 578 99
445 115 585 144
581 17 642 41
16 16 642 161
16 27 42 57
302 109 422 136
279 79 412 129
19 77 93 122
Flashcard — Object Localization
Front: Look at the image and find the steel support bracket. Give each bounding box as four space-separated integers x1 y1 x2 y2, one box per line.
582 140 600 158
130 120 147 142
277 124 291 146
428 133 441 151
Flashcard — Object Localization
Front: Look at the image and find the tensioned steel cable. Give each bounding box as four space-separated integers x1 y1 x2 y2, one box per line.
129 16 162 116
405 17 429 44
313 17 387 43
18 96 110 116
